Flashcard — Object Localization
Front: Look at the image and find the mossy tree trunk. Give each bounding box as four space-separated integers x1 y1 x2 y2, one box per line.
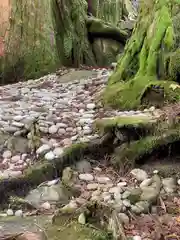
103 0 180 110
51 0 135 67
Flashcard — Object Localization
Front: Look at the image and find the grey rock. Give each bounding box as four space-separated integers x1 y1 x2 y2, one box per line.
140 178 153 189
118 213 129 225
135 201 150 213
75 160 92 173
79 173 94 181
25 182 79 208
162 177 177 193
122 199 131 207
87 183 99 190
6 209 14 216
36 144 51 155
122 190 131 199
127 188 142 204
130 168 148 181
140 175 161 203
96 176 111 184
15 210 23 217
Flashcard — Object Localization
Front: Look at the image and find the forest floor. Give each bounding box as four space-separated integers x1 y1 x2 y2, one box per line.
0 68 180 240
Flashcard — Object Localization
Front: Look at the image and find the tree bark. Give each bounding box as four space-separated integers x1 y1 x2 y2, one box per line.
51 0 135 67
103 0 180 110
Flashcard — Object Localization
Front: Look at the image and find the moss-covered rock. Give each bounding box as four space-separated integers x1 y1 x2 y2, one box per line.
0 138 114 206
112 127 180 169
94 115 154 134
103 0 180 110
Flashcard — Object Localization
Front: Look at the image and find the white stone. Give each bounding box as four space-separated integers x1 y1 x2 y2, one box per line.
56 123 68 128
130 169 148 181
21 153 27 161
117 182 127 187
3 150 12 159
114 192 122 201
177 179 180 185
53 147 64 157
96 176 111 184
45 151 55 161
140 178 153 188
71 135 78 141
78 213 86 225
11 155 21 163
79 173 94 181
109 187 122 194
58 128 66 135
12 121 24 128
87 183 99 190
13 115 24 121
36 144 51 155
133 236 142 240
41 202 51 210
122 199 131 207
49 125 58 134
39 127 49 133
47 178 59 186
86 103 95 110
149 106 155 112
9 171 22 178
15 210 23 217
103 194 111 202
7 209 14 216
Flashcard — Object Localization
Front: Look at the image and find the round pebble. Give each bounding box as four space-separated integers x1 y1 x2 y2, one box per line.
79 173 94 181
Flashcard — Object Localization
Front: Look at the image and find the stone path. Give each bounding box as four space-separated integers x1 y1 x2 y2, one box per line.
2 161 180 240
0 69 156 179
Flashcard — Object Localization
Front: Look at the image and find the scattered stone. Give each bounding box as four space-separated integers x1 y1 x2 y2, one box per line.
36 144 51 155
140 178 153 189
86 103 95 110
118 213 129 225
96 176 111 184
162 177 177 193
78 213 86 225
15 209 23 217
49 125 59 134
130 169 148 181
75 160 92 173
53 147 64 157
41 202 51 210
6 209 14 216
177 179 180 185
87 183 99 190
61 200 78 213
109 186 123 194
79 173 94 181
117 182 127 187
133 236 142 240
127 188 142 204
44 151 55 161
3 150 12 159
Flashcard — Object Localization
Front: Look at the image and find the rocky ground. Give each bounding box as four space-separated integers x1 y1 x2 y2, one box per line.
0 68 155 179
0 68 180 240
1 160 180 240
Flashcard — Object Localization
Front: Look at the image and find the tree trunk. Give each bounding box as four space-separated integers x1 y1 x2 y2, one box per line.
103 0 180 110
51 0 135 67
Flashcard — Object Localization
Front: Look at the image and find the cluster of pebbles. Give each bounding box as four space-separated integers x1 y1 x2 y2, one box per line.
2 162 180 240
0 69 155 179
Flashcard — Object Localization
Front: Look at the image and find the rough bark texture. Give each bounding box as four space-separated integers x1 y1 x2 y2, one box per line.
103 0 180 110
51 0 135 67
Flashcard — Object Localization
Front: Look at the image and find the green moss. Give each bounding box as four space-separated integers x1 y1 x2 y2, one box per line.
168 49 180 81
104 1 179 110
112 127 180 167
94 116 152 134
103 75 180 109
